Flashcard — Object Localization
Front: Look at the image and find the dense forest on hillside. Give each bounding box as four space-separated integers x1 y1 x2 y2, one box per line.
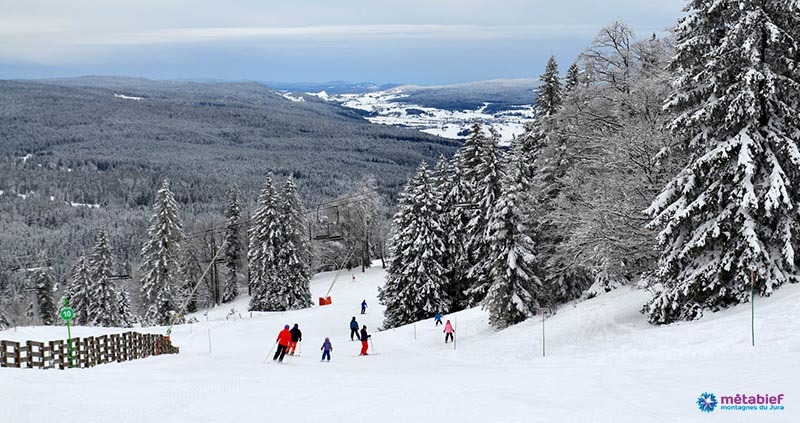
0 77 459 317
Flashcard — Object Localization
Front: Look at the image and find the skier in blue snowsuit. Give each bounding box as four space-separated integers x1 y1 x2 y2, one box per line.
361 300 367 314
435 312 443 326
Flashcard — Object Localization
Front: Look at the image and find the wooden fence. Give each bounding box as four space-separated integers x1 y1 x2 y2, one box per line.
0 332 179 370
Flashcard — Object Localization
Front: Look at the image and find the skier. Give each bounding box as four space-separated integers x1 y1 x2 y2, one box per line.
434 312 443 326
288 323 302 356
359 325 371 356
321 337 333 362
349 316 359 341
273 325 292 362
444 320 455 343
361 300 367 314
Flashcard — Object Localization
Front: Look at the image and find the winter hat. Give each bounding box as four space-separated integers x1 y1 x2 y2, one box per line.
284 325 290 329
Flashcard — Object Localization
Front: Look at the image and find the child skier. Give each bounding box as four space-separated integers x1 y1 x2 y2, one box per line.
444 320 455 343
274 325 292 362
349 317 359 341
321 338 333 362
361 300 367 314
434 312 443 326
359 325 371 355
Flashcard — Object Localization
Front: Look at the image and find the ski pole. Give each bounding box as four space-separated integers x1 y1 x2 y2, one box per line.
298 341 302 356
264 341 278 363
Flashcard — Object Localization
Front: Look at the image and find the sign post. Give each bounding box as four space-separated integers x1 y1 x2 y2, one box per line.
59 298 75 368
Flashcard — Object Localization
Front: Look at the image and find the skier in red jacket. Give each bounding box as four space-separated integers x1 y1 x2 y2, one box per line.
274 325 292 363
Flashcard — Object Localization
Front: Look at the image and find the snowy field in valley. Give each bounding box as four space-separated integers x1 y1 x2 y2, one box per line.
2 264 798 422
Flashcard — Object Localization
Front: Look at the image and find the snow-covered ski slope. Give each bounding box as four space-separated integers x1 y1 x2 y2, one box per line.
2 264 798 422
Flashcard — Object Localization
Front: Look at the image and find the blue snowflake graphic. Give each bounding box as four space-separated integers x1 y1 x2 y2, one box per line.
697 392 718 413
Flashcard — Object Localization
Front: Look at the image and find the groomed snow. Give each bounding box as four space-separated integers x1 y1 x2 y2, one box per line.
2 264 797 422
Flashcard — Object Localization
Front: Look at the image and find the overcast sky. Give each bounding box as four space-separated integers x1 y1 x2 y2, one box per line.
0 0 685 84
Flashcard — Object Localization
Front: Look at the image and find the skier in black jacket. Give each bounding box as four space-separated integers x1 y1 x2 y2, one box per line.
359 325 371 356
288 323 302 356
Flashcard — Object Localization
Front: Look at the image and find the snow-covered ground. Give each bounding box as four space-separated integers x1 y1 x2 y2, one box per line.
2 264 798 422
303 88 534 144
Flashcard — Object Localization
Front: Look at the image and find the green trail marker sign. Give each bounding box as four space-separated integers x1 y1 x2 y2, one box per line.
60 307 75 322
60 298 75 368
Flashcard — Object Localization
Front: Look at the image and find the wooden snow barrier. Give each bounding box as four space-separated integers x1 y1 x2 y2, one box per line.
0 331 179 370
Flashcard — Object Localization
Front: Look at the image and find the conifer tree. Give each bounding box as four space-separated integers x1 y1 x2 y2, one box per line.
65 255 92 325
222 186 242 303
140 179 185 326
281 177 312 309
645 0 800 323
117 289 134 327
442 154 473 311
33 268 57 325
380 163 451 328
248 176 287 311
89 229 122 327
537 56 563 114
565 62 580 92
464 128 505 304
483 141 544 329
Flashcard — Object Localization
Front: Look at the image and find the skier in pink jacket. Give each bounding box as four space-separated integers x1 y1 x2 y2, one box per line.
444 320 455 343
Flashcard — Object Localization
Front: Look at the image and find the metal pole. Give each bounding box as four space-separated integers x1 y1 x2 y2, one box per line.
208 328 212 354
454 316 457 351
414 323 416 340
66 320 74 368
751 270 755 347
542 314 546 358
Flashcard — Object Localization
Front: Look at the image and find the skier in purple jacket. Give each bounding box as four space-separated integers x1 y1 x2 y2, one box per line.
320 337 333 362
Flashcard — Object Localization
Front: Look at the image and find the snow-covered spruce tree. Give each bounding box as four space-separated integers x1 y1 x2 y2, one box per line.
89 229 123 327
464 128 505 305
140 179 185 326
645 0 800 323
117 289 134 328
443 154 474 310
281 177 312 309
248 176 287 311
65 255 92 325
483 141 545 329
538 55 563 114
380 163 451 328
565 62 581 92
33 268 57 325
222 186 242 304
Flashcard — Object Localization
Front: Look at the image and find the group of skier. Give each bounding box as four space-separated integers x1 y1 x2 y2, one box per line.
271 306 453 363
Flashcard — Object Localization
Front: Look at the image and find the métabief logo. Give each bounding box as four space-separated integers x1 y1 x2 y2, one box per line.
697 392 718 412
696 392 785 413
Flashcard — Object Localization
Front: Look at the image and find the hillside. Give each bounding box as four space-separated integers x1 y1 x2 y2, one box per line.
0 77 459 286
2 266 797 422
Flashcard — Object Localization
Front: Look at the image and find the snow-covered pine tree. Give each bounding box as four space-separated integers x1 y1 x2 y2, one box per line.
140 179 185 326
281 177 312 309
65 255 92 325
89 229 123 327
443 149 476 311
464 128 505 304
538 55 563 113
645 0 800 323
222 186 242 303
565 62 580 92
248 175 287 311
33 268 57 325
379 163 451 328
483 140 544 329
117 289 134 327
